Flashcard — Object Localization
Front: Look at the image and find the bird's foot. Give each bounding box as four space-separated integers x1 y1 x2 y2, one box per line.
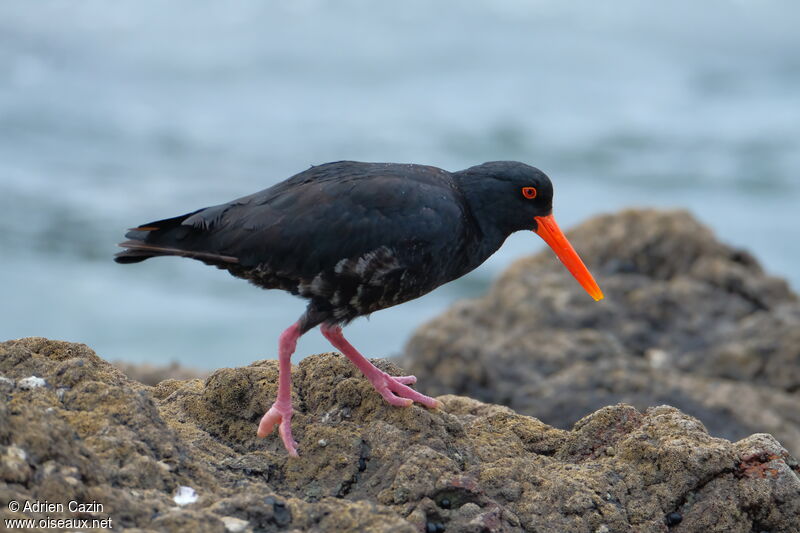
369 371 441 409
257 401 299 457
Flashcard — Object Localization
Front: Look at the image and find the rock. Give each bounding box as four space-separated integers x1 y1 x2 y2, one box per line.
1 337 799 532
220 515 249 532
174 486 199 506
114 360 209 386
17 376 46 390
404 209 800 455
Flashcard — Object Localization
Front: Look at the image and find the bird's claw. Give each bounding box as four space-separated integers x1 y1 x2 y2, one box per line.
372 372 440 409
257 401 299 456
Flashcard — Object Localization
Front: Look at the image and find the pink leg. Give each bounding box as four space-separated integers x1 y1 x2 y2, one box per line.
257 321 302 456
320 323 440 409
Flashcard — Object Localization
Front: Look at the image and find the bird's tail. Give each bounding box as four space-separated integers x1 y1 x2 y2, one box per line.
114 210 238 265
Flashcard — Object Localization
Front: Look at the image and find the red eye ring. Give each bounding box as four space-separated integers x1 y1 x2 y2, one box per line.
521 187 537 199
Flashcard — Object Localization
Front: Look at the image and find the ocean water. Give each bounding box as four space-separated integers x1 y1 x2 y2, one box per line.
1 1 798 368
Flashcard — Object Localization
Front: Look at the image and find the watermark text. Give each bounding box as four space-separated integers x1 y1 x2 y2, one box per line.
5 500 112 529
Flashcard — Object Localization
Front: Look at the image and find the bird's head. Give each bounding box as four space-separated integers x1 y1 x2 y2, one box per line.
455 161 603 301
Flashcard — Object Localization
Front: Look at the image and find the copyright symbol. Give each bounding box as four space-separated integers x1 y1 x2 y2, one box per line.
8 500 19 512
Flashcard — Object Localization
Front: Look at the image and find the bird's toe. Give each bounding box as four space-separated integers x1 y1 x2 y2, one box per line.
258 402 299 456
278 423 299 457
377 386 415 407
376 374 439 409
257 408 280 438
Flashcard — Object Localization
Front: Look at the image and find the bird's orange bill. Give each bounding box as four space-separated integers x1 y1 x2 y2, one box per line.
533 214 604 301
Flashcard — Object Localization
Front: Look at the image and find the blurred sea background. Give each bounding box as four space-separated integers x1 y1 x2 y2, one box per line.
1 1 798 369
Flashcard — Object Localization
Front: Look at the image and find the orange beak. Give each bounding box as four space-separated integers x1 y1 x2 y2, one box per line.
534 214 604 301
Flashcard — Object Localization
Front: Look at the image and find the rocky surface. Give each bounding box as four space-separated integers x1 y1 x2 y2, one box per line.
3 208 800 532
114 360 209 386
1 337 799 532
404 209 800 457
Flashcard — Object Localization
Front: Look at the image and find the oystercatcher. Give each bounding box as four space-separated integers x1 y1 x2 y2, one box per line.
116 161 603 456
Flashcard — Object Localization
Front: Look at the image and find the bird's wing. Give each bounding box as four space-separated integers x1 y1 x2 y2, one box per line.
177 163 468 279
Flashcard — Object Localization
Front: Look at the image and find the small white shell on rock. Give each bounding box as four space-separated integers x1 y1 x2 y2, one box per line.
221 516 249 532
18 376 46 389
173 486 198 506
6 445 27 462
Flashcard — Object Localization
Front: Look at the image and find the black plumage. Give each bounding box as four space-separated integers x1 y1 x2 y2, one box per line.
116 160 555 330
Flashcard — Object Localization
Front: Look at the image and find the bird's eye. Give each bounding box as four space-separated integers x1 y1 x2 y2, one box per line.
521 187 537 199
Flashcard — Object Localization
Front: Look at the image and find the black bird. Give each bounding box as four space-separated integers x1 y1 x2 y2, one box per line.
116 161 603 456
